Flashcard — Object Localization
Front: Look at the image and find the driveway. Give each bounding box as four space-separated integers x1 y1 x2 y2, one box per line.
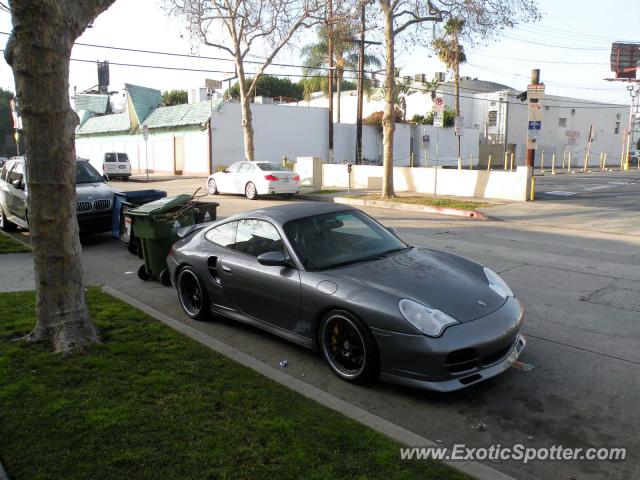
7 176 639 479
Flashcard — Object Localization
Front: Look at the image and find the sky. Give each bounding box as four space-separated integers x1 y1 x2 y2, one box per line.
0 0 638 106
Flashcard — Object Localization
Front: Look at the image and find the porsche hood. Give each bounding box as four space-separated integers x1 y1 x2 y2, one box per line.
325 247 507 322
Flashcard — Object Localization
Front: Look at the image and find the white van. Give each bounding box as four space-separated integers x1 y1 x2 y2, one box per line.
102 152 131 180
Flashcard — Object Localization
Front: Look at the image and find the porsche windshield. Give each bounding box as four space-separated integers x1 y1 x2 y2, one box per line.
284 210 408 271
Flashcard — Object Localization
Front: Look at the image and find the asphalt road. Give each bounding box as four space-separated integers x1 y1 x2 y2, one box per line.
7 173 639 480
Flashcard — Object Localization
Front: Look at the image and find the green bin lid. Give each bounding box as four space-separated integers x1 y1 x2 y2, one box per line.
127 194 193 216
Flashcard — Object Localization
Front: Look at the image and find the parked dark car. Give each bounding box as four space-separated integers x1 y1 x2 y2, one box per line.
167 202 526 392
0 156 119 233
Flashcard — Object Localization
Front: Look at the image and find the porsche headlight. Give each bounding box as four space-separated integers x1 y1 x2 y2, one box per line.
483 267 514 298
398 299 458 337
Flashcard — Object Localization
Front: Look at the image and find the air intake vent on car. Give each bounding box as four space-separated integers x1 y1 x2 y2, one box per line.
93 199 111 211
77 201 93 213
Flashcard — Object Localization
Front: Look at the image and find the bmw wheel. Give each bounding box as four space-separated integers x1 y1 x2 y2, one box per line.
207 178 219 195
0 205 17 232
319 310 379 384
245 182 257 200
177 266 210 320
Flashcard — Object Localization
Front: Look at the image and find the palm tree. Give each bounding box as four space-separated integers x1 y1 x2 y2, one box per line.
301 23 381 122
433 18 466 116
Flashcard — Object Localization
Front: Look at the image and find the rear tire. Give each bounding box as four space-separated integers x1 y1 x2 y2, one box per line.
177 266 210 320
0 205 17 232
319 310 379 384
245 182 257 200
207 178 219 195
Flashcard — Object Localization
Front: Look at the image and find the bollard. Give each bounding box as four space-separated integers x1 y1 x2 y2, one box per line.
562 152 566 170
504 151 508 170
603 153 607 170
458 156 462 171
487 155 492 171
282 155 287 167
541 151 545 173
583 152 588 172
469 154 473 170
568 152 572 172
510 153 515 171
530 176 535 201
410 152 415 168
551 153 556 175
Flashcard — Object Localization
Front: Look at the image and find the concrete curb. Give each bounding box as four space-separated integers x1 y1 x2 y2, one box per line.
298 195 489 220
0 460 10 480
0 231 31 250
102 285 516 480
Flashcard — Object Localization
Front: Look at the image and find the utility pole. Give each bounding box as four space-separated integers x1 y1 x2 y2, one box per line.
355 1 365 165
526 69 542 168
625 84 639 170
327 0 334 164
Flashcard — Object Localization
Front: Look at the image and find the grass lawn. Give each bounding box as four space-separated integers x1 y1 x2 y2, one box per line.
308 189 346 194
353 194 494 210
0 232 30 254
0 289 470 480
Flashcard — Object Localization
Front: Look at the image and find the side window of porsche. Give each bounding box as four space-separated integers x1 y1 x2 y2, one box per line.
234 219 284 258
205 221 237 248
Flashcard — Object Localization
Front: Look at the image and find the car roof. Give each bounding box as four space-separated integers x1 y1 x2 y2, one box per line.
229 201 355 224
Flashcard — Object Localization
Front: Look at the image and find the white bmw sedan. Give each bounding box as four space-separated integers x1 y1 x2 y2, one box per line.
207 161 301 200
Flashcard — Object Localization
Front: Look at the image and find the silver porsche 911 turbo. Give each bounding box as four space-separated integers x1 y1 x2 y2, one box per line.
167 202 525 392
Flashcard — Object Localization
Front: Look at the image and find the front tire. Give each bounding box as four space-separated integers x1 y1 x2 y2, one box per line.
245 182 257 200
319 310 379 384
207 178 219 195
0 205 17 232
177 266 210 320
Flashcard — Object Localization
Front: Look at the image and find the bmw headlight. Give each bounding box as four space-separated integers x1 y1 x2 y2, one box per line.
483 267 514 298
398 299 458 337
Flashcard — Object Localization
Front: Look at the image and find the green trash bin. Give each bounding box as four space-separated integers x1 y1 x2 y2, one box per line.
126 195 196 284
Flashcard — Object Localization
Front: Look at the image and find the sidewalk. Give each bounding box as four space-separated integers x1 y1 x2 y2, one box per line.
0 252 34 293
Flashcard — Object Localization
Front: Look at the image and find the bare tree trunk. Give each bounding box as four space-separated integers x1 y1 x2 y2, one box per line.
5 0 115 353
381 4 395 198
236 61 255 161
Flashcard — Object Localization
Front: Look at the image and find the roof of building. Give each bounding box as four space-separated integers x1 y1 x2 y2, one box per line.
125 83 162 124
75 94 110 114
76 112 131 136
143 101 211 130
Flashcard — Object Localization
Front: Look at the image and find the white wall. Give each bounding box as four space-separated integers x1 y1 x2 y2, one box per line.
211 102 328 167
321 164 532 201
412 126 480 167
76 129 209 175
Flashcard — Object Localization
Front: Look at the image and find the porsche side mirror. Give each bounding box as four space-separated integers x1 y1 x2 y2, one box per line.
386 226 398 235
102 174 109 182
223 169 230 174
257 251 291 267
12 179 24 190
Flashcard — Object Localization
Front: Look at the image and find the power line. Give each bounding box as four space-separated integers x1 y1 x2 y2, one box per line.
502 35 610 51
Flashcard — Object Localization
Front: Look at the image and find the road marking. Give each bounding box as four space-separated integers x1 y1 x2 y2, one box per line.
545 191 577 196
608 181 630 186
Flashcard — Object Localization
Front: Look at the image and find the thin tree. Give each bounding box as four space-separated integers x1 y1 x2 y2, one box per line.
4 0 117 352
433 17 466 158
375 0 540 198
433 18 466 117
301 23 381 122
166 0 324 161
